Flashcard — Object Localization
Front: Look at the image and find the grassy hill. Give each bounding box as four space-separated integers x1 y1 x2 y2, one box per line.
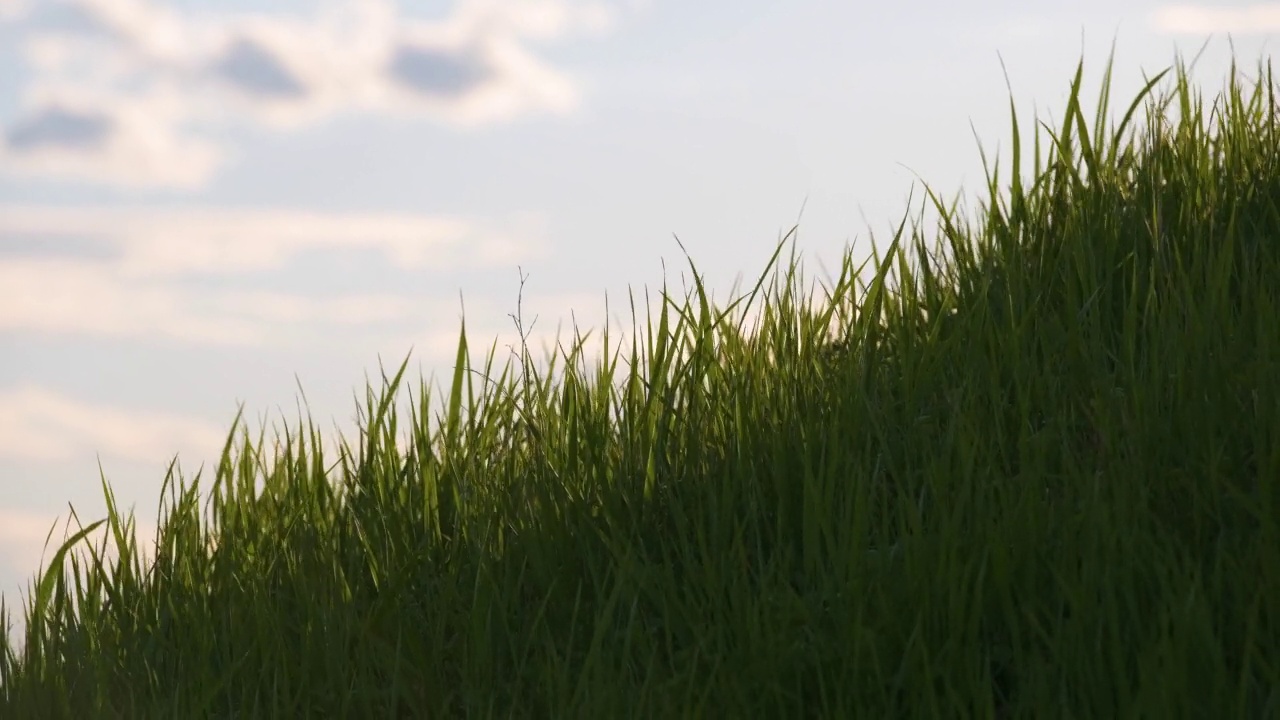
3 48 1277 717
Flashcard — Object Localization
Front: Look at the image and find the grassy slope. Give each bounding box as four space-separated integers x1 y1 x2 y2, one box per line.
2 49 1278 717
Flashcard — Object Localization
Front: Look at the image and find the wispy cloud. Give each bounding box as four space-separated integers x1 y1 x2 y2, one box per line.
0 204 547 344
0 0 26 21
1150 3 1280 35
1 0 633 187
0 205 536 276
0 87 221 188
0 257 270 344
0 385 228 464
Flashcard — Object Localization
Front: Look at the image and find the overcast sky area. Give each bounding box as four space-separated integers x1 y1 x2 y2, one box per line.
0 0 1275 643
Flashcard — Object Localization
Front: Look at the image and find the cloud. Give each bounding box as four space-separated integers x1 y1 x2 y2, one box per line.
0 0 25 21
0 257 269 344
0 0 635 187
0 204 548 344
388 44 492 98
0 204 540 276
0 386 229 464
68 0 196 61
214 37 309 99
1150 4 1280 34
5 105 112 150
0 88 221 188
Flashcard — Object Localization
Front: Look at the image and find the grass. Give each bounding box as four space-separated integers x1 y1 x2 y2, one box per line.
2 45 1278 717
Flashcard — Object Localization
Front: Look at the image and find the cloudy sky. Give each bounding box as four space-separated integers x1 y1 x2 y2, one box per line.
0 0 1274 642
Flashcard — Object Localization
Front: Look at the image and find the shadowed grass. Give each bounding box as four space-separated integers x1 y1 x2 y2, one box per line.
2 46 1277 717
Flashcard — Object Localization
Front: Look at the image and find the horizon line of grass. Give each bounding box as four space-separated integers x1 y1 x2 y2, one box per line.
2 42 1277 717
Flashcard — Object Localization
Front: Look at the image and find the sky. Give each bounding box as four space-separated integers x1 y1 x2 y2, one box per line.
0 0 1275 645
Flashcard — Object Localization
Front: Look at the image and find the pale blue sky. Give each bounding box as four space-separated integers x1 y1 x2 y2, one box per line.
0 0 1274 642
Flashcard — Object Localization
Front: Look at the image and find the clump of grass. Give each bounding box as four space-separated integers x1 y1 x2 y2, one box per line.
2 46 1277 717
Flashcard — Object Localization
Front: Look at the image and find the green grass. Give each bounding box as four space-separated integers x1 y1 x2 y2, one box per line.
2 46 1278 717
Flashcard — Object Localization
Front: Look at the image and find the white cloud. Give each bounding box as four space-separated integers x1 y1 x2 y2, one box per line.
0 385 229 464
374 28 579 125
70 0 197 62
0 257 269 344
0 204 542 276
0 204 548 344
1150 4 1280 34
455 0 619 39
0 0 25 21
214 292 418 326
1 0 638 186
0 86 222 188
